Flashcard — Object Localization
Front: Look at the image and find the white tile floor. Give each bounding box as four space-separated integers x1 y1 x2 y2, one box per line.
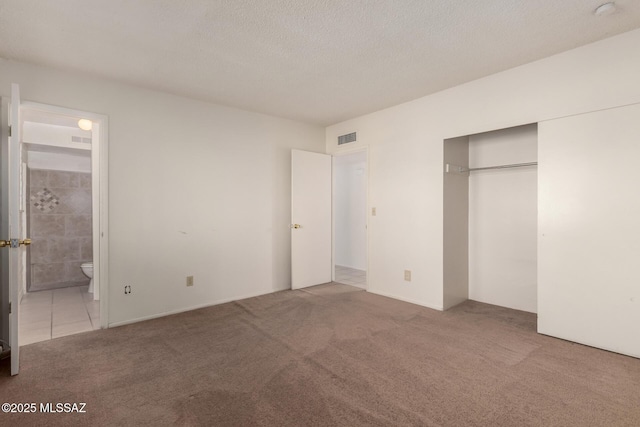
335 265 367 288
20 285 100 346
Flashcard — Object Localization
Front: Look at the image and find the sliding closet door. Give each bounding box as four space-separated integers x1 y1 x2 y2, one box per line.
538 103 640 358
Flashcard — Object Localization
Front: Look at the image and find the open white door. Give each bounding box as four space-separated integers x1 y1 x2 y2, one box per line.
3 83 25 376
291 150 332 289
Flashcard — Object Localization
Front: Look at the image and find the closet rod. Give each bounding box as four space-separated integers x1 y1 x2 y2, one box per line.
468 162 537 172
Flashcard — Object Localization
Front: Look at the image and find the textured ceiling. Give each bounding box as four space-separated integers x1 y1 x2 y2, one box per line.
1 1 640 125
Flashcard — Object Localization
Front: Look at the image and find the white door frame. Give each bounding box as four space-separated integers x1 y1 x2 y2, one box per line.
21 101 109 329
331 147 369 289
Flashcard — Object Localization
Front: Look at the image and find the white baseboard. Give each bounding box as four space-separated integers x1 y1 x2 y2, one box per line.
108 287 286 328
366 289 443 311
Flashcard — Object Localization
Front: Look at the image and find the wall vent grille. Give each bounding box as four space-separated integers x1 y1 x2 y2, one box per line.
71 136 92 144
338 132 357 145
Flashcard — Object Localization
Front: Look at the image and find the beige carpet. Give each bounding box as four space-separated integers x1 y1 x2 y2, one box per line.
1 283 639 426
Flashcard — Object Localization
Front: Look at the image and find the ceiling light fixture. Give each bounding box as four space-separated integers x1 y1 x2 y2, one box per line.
77 119 93 131
594 2 616 16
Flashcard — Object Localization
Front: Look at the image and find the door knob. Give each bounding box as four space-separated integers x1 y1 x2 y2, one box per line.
291 224 301 229
0 238 31 248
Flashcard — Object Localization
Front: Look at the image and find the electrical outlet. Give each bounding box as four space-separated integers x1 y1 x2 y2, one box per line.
186 276 194 287
124 285 132 294
404 270 411 281
372 207 377 216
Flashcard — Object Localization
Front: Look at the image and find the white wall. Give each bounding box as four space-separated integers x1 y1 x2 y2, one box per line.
0 58 325 326
334 151 367 270
468 125 537 313
538 103 640 358
326 29 640 313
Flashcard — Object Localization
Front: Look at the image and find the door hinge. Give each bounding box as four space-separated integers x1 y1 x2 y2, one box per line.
8 302 11 314
8 125 11 137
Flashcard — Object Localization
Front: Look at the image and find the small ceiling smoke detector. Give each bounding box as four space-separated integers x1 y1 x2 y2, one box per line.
77 119 93 131
594 2 616 16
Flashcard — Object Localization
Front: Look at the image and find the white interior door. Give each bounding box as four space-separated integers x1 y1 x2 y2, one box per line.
291 150 332 289
5 83 23 375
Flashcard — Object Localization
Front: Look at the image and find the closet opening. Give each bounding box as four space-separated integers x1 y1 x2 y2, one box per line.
443 124 538 313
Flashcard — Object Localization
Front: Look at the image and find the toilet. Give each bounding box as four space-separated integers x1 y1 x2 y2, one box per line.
81 262 94 293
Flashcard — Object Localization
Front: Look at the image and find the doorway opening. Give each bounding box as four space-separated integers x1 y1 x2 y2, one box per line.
332 150 368 289
18 104 108 344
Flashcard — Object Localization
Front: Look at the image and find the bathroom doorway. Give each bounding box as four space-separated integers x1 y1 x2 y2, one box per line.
333 150 368 289
18 104 108 345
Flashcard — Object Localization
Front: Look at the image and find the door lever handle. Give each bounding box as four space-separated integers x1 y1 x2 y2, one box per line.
0 240 9 248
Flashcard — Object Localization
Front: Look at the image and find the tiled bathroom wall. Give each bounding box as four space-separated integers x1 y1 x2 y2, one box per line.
28 169 92 292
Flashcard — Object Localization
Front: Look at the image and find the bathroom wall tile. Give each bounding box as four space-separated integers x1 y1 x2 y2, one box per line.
68 280 91 288
30 188 60 213
27 170 93 292
31 215 65 238
66 238 84 262
65 262 90 283
65 215 92 237
79 237 93 260
48 170 80 188
69 189 92 214
29 238 50 262
44 188 72 215
32 262 66 286
52 188 92 215
78 173 92 188
46 238 81 262
30 281 84 292
29 169 48 188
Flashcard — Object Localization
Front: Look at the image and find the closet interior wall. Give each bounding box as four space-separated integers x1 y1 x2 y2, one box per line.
443 136 469 310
